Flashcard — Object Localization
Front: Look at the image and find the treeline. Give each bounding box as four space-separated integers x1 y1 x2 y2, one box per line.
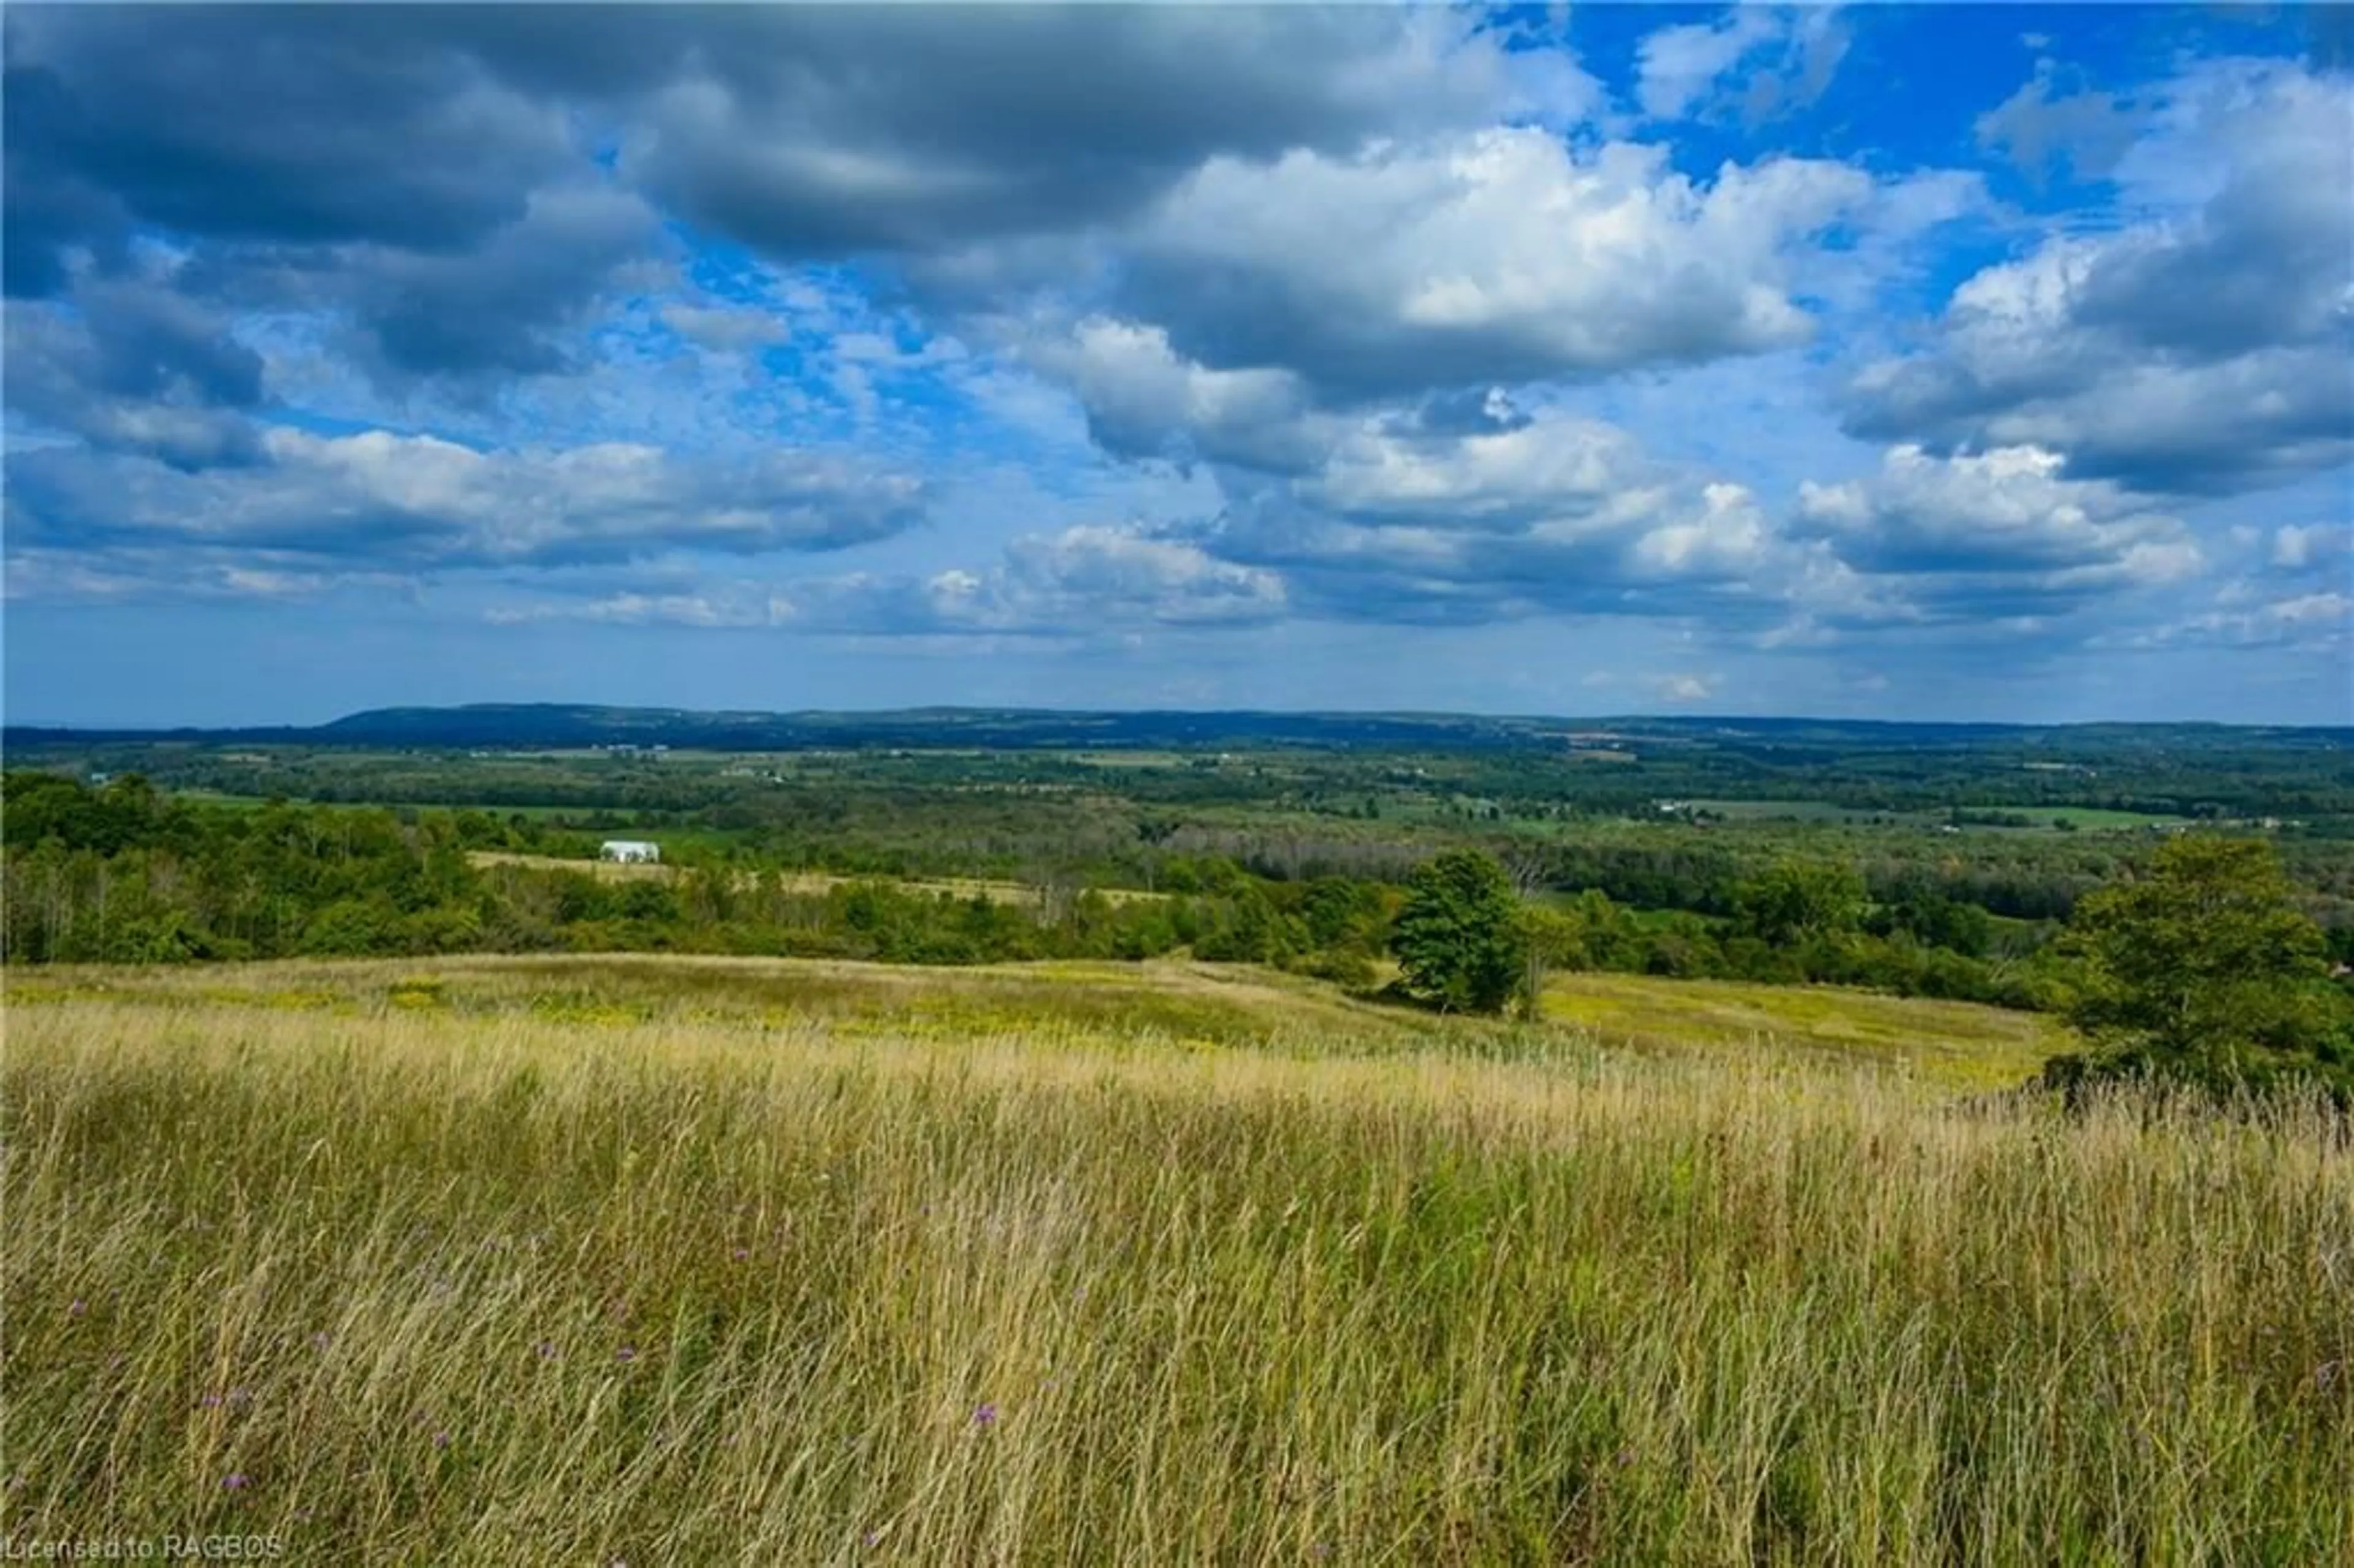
1 772 2065 1007
0 778 1398 981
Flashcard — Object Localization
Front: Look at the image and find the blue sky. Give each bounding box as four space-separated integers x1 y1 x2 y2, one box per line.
4 3 2348 726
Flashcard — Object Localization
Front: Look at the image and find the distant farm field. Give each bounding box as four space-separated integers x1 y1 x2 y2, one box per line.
466 851 1168 906
1672 798 2194 832
1676 798 1895 823
1949 804 2195 831
170 792 589 820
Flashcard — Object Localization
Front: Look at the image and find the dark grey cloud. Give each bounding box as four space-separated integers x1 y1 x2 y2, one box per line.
3 6 657 386
1635 6 1851 127
2 6 574 291
4 430 929 579
1395 386 1537 440
4 281 266 469
1109 137 1913 403
4 5 1551 284
1787 444 2204 629
591 7 1573 262
483 523 1287 638
1155 405 1788 628
1 1 2331 679
345 185 658 381
1850 60 2353 497
1021 318 1333 474
1973 70 2142 186
2 4 1576 398
0 3 1951 425
658 302 790 354
1013 141 1979 469
1190 501 1777 630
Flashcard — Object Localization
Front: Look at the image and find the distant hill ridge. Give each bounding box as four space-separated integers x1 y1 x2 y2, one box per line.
8 702 2350 753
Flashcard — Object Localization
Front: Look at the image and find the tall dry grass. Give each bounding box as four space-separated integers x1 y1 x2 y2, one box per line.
5 975 2350 1564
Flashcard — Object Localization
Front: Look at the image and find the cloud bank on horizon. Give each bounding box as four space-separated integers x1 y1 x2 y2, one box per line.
3 2 2348 725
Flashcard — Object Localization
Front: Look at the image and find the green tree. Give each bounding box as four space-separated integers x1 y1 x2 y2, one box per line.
1392 850 1526 1014
1872 877 1993 957
2047 835 2352 1098
1732 860 1867 947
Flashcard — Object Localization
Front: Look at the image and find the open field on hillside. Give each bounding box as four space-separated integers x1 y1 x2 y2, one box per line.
1680 799 2193 832
467 851 1168 906
1675 799 1903 824
173 793 590 821
1540 973 2063 1090
1950 804 2197 831
9 953 2058 1089
6 955 1468 1062
7 957 2351 1564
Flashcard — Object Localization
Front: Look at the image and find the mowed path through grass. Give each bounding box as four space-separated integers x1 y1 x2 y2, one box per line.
6 957 2349 1564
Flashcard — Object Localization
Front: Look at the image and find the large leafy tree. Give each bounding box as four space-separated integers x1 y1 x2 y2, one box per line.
1732 859 1866 947
2049 835 2352 1098
1392 850 1526 1014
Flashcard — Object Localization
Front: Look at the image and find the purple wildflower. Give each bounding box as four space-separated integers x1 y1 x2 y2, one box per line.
200 1393 224 1409
732 1247 750 1262
617 1345 638 1363
536 1342 557 1360
67 1299 87 1317
972 1402 999 1428
223 1473 249 1491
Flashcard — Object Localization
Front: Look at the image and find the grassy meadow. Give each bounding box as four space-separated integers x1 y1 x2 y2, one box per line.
6 956 2351 1564
465 852 1171 907
1538 973 2062 1091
